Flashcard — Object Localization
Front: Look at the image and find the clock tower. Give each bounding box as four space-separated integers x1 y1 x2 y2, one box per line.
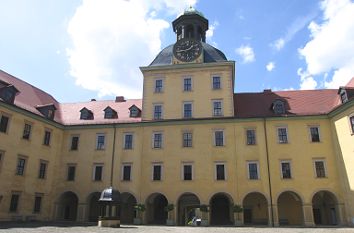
172 6 209 64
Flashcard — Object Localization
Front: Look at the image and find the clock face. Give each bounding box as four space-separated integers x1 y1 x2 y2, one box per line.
173 39 202 62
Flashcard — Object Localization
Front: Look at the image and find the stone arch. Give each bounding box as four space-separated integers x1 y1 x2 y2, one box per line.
277 191 304 226
209 192 234 225
56 191 79 221
312 190 340 225
177 192 201 226
86 192 101 222
120 192 137 224
242 192 269 225
145 193 168 224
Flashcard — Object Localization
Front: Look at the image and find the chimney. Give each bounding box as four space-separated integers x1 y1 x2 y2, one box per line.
115 96 125 102
91 99 96 101
263 89 272 93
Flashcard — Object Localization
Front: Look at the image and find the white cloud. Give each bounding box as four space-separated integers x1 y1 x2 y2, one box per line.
298 0 354 89
66 0 196 99
206 20 219 46
235 45 255 64
266 62 275 72
272 12 316 51
297 68 318 90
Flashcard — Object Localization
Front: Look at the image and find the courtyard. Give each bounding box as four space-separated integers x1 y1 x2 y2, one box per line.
0 222 354 233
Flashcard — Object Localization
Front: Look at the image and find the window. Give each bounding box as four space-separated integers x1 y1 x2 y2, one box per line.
314 160 326 178
104 107 117 119
16 157 26 176
277 127 288 144
70 136 79 150
183 132 192 147
122 164 132 181
216 163 226 180
153 104 163 120
22 123 32 140
9 193 20 212
281 161 291 179
247 162 259 180
155 79 163 93
309 126 320 142
0 115 9 133
246 129 256 145
183 78 192 91
212 76 221 89
340 91 348 103
153 132 163 149
212 100 223 116
214 130 224 146
93 164 103 181
273 100 285 114
129 106 140 118
350 116 354 134
124 133 133 149
67 165 76 181
96 133 105 150
38 161 47 179
183 102 193 118
43 130 51 146
0 150 4 173
152 164 162 181
183 164 193 181
80 108 93 120
33 194 43 213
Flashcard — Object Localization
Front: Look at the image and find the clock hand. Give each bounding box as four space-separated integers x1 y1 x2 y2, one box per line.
176 45 193 52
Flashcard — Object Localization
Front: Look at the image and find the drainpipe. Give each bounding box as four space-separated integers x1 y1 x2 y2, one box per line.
110 124 117 186
263 118 274 227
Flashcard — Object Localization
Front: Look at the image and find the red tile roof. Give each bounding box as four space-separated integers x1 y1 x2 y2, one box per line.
234 89 341 118
346 77 354 87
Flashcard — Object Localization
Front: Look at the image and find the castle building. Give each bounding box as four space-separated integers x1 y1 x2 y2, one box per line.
0 8 354 227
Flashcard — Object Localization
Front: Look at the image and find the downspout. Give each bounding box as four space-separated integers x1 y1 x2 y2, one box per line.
263 118 274 227
110 124 117 186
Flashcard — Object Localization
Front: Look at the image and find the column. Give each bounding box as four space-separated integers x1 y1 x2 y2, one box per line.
302 203 315 227
270 204 279 226
336 203 346 226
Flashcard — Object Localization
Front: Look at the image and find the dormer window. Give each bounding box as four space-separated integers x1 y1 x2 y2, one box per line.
340 91 348 103
36 104 56 120
129 105 141 118
80 107 93 120
273 100 285 114
0 85 19 104
104 107 117 119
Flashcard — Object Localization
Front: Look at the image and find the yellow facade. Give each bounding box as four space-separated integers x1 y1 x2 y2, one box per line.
0 8 353 228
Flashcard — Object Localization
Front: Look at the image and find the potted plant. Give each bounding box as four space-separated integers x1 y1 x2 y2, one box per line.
199 204 209 226
133 204 146 225
164 204 175 225
233 204 243 226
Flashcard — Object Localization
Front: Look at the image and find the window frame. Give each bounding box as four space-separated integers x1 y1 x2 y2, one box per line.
96 133 106 150
212 76 221 90
182 131 193 148
123 133 134 150
280 160 292 179
309 125 321 143
122 163 132 181
247 161 260 180
43 129 51 146
67 164 76 181
0 150 4 173
182 163 194 181
33 193 43 214
183 102 193 118
16 156 27 176
70 135 79 151
9 192 20 213
183 77 192 92
152 163 163 181
313 159 327 178
212 99 223 117
153 104 163 120
152 132 163 149
154 79 164 93
92 164 103 181
349 114 354 135
38 160 48 179
0 113 10 134
215 162 226 181
213 130 225 147
22 122 32 140
277 126 289 144
246 128 256 145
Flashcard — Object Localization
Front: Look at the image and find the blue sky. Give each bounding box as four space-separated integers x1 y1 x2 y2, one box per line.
0 0 353 103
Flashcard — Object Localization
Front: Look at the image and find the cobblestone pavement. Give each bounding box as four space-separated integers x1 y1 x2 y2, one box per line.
1 223 354 233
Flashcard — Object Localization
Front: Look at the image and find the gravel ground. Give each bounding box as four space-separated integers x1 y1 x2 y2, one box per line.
0 223 354 233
